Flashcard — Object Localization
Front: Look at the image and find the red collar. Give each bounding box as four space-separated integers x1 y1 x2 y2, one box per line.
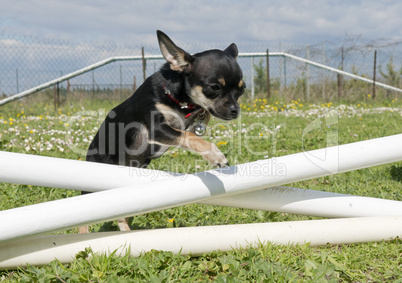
162 84 201 118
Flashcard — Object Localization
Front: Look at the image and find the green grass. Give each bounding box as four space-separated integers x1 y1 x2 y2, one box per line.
1 96 402 282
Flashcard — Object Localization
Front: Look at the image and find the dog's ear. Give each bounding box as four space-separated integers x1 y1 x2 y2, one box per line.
224 43 238 59
157 30 194 73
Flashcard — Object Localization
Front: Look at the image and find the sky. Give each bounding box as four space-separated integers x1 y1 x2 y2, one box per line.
1 0 402 47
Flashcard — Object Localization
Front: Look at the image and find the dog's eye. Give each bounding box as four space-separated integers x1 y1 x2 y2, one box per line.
210 84 221 91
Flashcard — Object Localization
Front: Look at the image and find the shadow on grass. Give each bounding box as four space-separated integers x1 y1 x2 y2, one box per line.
390 165 402 183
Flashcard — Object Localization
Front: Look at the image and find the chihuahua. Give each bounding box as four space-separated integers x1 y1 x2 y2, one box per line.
79 30 245 233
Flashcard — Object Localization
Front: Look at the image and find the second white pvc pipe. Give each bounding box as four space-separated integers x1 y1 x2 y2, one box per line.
1 216 402 270
204 186 402 218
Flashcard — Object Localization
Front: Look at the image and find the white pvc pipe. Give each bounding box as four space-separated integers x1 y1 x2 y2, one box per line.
0 151 177 191
202 186 402 218
0 134 401 243
1 216 402 270
2 151 401 218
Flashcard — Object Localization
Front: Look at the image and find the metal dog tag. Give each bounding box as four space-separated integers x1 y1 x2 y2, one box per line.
194 122 206 136
191 110 207 136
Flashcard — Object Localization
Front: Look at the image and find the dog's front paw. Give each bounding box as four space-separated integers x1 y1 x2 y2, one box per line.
202 144 229 168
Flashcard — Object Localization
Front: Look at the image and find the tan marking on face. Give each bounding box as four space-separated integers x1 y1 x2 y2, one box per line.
190 86 215 109
238 80 244 88
218 78 226 87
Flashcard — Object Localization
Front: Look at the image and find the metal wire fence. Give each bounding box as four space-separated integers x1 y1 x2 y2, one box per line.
1 34 401 104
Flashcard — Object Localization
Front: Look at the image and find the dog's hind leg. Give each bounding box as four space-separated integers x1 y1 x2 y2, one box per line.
115 158 152 232
78 226 89 233
117 218 131 231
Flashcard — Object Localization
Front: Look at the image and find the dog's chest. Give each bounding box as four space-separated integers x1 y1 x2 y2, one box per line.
155 103 192 131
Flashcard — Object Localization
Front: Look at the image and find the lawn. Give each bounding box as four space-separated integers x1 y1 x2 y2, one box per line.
1 96 402 282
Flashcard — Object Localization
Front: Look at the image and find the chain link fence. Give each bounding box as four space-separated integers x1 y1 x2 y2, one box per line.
1 34 401 105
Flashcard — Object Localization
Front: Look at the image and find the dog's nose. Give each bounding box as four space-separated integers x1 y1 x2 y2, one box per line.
229 105 239 118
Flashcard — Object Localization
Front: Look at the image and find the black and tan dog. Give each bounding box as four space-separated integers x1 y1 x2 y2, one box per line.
80 30 245 233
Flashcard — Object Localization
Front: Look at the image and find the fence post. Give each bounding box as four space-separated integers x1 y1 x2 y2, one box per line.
279 43 283 92
16 69 19 94
373 50 377 99
91 70 95 97
119 64 123 98
53 83 60 110
337 74 342 99
250 57 255 100
67 80 70 95
306 45 310 101
142 47 146 82
57 83 60 108
284 56 287 90
338 47 344 99
266 49 270 99
322 42 326 100
133 76 137 93
53 84 56 109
